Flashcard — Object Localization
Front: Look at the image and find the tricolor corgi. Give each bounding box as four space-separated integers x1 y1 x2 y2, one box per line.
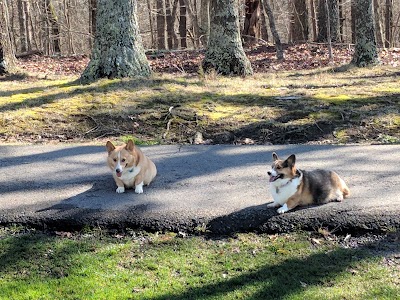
106 140 157 194
267 152 350 214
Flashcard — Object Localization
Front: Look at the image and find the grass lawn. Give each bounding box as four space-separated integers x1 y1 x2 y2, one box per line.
0 228 398 300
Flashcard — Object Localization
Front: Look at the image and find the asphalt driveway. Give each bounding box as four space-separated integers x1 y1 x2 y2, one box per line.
0 144 399 235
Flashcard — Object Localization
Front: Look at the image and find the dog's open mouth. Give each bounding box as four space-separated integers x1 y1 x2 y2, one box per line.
116 171 122 178
269 174 283 182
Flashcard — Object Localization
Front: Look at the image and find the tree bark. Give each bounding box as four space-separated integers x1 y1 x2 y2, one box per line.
351 0 379 67
261 0 284 60
80 0 151 83
179 0 187 48
243 0 261 44
44 0 61 54
373 0 384 47
0 0 16 75
289 0 308 42
202 0 253 76
385 0 393 48
317 0 339 42
157 0 166 49
199 0 210 46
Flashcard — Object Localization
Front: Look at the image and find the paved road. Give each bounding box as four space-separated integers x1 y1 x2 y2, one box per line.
0 144 399 235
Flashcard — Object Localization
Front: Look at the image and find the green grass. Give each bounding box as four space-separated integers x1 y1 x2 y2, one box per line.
0 229 398 300
0 65 399 144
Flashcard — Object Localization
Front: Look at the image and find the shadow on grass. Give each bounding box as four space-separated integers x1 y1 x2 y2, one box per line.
0 77 202 112
1 230 397 299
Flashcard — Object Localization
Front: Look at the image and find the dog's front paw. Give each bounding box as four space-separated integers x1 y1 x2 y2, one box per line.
135 182 144 194
116 186 125 193
277 204 289 214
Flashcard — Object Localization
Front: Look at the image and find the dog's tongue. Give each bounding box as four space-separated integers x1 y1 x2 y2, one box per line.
116 172 122 178
269 176 277 182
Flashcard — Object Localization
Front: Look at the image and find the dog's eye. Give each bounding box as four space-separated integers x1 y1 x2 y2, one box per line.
113 158 117 162
276 166 282 170
121 158 126 163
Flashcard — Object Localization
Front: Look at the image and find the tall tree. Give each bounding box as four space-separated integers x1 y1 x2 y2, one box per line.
385 0 393 48
80 0 151 83
261 0 284 60
199 0 210 46
0 0 16 75
202 0 253 76
289 0 308 42
351 0 379 66
243 0 261 44
179 0 187 48
157 0 167 49
317 0 339 42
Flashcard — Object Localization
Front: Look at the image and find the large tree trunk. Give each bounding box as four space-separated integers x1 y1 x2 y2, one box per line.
80 0 151 83
352 0 379 67
0 0 16 75
202 0 253 76
289 0 308 42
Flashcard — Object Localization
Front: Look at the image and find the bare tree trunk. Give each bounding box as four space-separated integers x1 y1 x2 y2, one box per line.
89 0 97 49
352 0 379 67
157 0 166 49
199 0 210 46
351 0 356 43
373 0 384 47
324 0 333 61
80 0 151 83
183 0 201 48
260 2 269 42
289 0 308 42
261 0 283 60
179 0 187 48
385 0 393 48
310 0 317 41
243 0 261 44
166 0 179 49
202 0 253 76
317 0 339 42
0 0 16 75
44 0 61 54
17 0 27 52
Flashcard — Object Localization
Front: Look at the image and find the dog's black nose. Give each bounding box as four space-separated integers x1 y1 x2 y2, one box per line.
267 171 271 176
116 168 121 174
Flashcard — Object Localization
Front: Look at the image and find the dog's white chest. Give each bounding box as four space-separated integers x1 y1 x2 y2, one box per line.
270 177 300 205
120 166 141 184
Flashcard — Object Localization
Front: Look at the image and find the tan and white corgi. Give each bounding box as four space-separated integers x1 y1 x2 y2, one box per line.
267 152 350 214
106 140 157 194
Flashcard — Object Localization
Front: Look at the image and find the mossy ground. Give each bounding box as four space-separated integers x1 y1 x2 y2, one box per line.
1 65 399 145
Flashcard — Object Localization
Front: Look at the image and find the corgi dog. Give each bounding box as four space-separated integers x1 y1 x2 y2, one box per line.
267 152 350 214
106 140 157 194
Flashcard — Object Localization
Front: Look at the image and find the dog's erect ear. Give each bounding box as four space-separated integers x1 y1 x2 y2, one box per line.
106 141 115 154
125 139 136 152
286 154 296 167
272 152 279 161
